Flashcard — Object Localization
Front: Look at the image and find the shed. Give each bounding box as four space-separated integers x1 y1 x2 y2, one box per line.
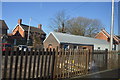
43 32 109 51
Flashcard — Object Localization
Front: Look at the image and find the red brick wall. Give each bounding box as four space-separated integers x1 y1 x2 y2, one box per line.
43 33 60 49
12 25 25 37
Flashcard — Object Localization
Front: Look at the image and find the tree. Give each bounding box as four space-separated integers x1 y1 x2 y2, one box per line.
50 10 69 33
50 11 103 37
66 17 103 37
33 33 43 49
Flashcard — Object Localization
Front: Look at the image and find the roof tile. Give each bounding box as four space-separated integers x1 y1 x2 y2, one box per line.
20 24 46 34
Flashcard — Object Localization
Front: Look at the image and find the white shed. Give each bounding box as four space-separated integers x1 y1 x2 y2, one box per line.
44 32 110 50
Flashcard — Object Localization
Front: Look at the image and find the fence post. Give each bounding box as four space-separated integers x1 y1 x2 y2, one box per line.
32 48 37 79
59 48 62 78
3 48 9 79
28 48 33 79
47 48 51 79
105 49 108 69
19 48 24 79
62 48 66 78
54 47 59 78
23 48 28 79
44 48 48 78
36 49 41 78
78 49 81 76
51 48 55 80
40 48 44 78
9 48 14 79
14 48 19 79
0 55 1 80
0 43 2 80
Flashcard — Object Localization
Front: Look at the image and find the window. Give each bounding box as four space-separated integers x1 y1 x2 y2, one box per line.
73 46 78 49
48 44 52 48
83 47 87 49
64 45 69 49
98 47 100 50
5 44 12 47
41 34 45 38
105 48 108 51
14 39 16 45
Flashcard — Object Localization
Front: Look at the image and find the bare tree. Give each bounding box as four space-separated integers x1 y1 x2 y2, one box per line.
50 11 103 37
50 10 69 33
33 33 43 49
66 17 103 37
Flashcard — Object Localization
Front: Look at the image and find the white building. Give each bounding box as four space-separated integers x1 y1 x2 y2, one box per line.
44 32 110 51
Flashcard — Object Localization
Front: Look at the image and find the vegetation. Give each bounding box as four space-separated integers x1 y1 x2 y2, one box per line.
33 33 43 49
50 10 69 33
50 10 104 37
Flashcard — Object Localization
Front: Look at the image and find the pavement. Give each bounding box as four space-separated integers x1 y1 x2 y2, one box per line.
82 68 120 78
70 68 120 79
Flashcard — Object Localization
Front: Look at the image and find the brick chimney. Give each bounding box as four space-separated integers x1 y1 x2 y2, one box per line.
38 24 42 30
18 19 22 24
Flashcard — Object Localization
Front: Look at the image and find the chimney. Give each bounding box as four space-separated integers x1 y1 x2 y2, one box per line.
18 19 22 24
38 24 42 30
62 23 66 33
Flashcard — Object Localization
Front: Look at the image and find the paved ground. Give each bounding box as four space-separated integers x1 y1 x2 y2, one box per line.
70 68 120 79
82 68 120 78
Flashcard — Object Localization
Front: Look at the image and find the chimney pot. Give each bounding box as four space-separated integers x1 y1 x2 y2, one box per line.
18 19 22 24
38 24 42 30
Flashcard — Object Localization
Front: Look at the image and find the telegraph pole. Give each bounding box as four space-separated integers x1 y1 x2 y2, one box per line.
110 0 114 51
27 18 32 45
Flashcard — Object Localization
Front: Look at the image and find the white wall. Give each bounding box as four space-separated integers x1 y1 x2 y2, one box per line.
112 44 120 51
117 44 120 51
94 44 109 50
94 43 120 51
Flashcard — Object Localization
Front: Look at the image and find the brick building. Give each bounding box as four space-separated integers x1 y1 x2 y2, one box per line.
0 20 9 43
43 32 109 51
8 19 46 48
95 29 120 51
0 20 9 35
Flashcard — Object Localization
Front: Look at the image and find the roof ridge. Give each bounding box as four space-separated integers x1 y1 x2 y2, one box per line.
51 31 109 45
21 24 37 28
20 24 46 34
52 32 108 41
102 29 120 42
21 24 43 30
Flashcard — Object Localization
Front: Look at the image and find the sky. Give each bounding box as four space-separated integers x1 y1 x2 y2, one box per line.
2 2 119 35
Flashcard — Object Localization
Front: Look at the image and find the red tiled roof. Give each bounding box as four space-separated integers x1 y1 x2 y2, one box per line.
20 24 46 34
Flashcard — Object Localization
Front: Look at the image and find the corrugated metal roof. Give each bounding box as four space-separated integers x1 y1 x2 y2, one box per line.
51 32 109 45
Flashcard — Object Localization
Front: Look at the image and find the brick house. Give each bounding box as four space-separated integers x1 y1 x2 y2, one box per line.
43 32 109 51
0 20 9 43
8 19 46 48
95 29 120 50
